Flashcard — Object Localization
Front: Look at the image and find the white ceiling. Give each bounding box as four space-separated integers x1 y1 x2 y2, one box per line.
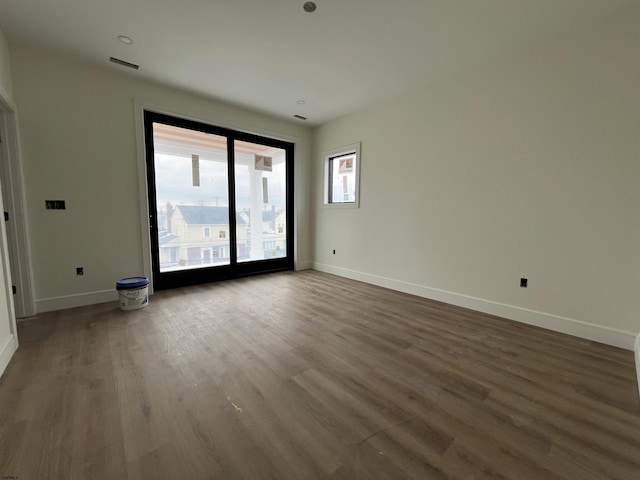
0 0 637 126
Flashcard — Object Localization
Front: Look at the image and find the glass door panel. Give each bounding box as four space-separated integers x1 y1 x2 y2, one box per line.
234 140 287 263
151 122 230 272
145 110 294 290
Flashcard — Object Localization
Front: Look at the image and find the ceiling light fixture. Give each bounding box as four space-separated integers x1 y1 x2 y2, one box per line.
303 2 317 13
117 35 133 45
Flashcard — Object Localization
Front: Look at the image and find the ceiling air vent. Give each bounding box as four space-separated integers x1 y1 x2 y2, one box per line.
293 114 308 120
109 57 139 70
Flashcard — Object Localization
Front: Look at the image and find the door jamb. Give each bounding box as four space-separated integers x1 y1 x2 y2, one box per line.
0 87 35 319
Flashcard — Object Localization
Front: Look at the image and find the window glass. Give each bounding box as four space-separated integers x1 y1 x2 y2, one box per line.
323 143 361 208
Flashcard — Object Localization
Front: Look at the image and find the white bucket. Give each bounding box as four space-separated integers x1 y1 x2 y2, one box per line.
116 277 149 311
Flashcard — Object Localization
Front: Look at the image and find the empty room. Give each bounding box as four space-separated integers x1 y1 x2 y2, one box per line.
0 1 639 479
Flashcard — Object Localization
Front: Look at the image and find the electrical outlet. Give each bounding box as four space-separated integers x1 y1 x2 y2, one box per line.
520 277 528 288
76 267 84 276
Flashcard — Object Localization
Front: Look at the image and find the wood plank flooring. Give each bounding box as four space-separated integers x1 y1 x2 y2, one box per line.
0 270 638 479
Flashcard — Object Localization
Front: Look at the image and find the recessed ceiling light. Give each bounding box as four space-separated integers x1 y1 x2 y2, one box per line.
117 35 133 45
303 2 317 13
296 100 306 105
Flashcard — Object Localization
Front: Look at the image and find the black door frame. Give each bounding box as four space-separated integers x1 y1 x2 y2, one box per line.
144 111 294 290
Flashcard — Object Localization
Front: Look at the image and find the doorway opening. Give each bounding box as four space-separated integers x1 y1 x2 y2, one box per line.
0 96 34 319
144 111 294 290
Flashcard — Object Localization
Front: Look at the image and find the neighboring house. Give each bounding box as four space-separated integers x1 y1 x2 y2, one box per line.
275 210 285 235
238 207 287 259
238 206 281 234
263 209 286 259
159 204 248 269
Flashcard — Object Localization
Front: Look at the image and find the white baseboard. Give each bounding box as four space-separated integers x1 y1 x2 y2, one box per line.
35 289 118 314
312 262 636 351
634 333 640 398
296 260 313 271
0 333 18 378
34 264 315 313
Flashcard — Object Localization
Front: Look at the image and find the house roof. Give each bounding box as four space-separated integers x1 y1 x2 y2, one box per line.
158 232 178 246
174 205 246 225
263 211 277 222
239 208 283 223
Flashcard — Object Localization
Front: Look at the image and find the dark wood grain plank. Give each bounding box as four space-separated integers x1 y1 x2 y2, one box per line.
0 270 638 479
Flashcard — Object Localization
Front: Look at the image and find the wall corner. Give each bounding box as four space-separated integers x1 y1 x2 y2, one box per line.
634 332 640 399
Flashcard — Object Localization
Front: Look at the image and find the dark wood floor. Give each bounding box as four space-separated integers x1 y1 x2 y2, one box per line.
0 271 638 479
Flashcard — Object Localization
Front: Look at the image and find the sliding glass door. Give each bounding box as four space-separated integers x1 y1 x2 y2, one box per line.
144 111 294 290
234 139 288 263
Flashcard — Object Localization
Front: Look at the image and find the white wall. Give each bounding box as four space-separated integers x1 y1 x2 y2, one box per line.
0 28 12 100
10 46 312 312
0 27 18 376
312 11 640 349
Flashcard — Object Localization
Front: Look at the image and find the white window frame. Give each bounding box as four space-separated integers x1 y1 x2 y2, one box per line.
203 226 211 238
322 142 361 209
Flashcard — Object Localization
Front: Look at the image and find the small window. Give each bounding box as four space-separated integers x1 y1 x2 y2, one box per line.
219 230 226 239
323 142 361 208
203 226 211 238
